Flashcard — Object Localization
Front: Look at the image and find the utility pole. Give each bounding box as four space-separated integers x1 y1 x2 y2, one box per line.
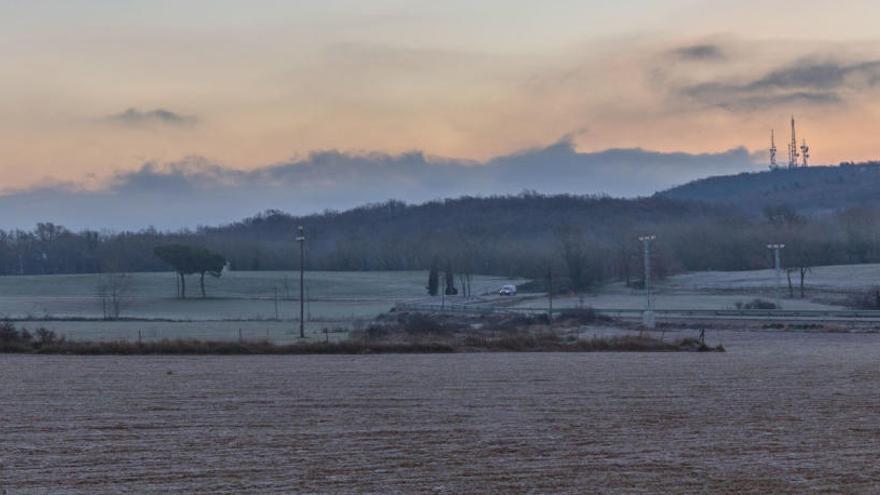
547 266 554 325
767 243 785 308
638 235 656 329
297 226 306 339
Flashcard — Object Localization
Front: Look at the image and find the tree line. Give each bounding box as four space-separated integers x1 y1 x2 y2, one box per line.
2 193 880 294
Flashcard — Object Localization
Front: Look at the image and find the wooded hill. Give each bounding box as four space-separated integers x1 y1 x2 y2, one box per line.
4 162 880 292
661 161 880 214
0 194 736 287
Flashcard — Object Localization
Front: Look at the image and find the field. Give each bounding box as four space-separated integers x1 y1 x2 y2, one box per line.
667 263 880 292
2 262 877 343
507 263 880 313
0 271 522 342
3 328 880 493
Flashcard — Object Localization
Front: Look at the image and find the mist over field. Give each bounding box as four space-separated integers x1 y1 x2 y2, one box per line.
0 140 758 230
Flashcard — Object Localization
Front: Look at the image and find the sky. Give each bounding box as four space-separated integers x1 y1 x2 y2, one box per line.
3 1 880 226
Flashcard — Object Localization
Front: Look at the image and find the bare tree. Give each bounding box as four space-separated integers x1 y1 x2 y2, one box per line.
454 233 480 299
556 226 605 293
97 272 132 320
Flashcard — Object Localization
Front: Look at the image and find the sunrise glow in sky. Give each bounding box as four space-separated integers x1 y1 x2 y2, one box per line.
4 0 880 190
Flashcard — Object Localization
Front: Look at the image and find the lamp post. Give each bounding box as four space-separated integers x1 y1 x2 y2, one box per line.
638 235 656 329
767 243 785 309
297 226 306 339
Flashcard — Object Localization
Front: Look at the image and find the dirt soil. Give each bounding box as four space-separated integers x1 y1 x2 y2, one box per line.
3 329 880 494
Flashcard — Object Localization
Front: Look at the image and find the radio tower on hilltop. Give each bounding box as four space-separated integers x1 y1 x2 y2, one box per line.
769 129 778 169
787 116 799 168
800 138 810 167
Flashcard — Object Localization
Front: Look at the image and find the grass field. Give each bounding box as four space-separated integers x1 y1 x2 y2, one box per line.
666 263 880 292
0 271 523 341
3 262 875 342
507 263 878 312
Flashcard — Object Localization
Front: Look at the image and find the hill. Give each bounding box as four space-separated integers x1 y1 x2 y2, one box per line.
660 162 880 214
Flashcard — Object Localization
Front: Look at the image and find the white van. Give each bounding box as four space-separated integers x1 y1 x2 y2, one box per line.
498 284 517 296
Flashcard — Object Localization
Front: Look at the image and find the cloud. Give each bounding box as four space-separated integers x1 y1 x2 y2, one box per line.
681 82 842 110
673 44 725 61
677 57 880 110
747 59 880 91
0 141 759 230
106 108 197 127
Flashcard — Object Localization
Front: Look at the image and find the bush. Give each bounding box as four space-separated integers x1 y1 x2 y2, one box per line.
35 327 58 346
362 324 391 340
555 307 611 324
0 321 37 352
488 313 550 333
735 299 778 310
398 313 459 335
0 321 20 343
845 287 880 310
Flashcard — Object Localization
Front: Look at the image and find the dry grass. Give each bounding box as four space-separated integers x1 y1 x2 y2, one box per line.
0 318 721 354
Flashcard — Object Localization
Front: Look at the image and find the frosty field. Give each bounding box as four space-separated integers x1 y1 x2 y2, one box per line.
0 271 522 341
509 263 880 313
3 329 880 494
665 263 880 292
1 263 876 342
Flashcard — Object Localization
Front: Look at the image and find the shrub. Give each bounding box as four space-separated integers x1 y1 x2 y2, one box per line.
555 307 611 324
735 299 778 310
35 327 59 346
363 324 391 340
845 287 880 310
398 313 459 335
0 321 20 342
0 321 35 352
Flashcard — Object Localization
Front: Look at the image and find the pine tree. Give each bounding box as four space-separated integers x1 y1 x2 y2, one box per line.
426 256 440 296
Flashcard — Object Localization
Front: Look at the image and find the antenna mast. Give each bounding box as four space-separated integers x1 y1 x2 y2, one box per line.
769 129 778 169
788 116 799 168
800 139 810 167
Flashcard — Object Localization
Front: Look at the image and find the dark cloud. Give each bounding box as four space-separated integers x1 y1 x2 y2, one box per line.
0 142 759 230
673 44 725 61
106 108 197 127
747 60 880 91
682 81 842 110
679 57 880 110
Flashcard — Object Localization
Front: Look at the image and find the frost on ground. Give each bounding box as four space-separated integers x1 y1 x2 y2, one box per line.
0 270 523 321
666 263 880 292
2 330 880 494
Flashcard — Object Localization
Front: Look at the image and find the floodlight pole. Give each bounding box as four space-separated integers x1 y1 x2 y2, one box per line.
638 235 656 329
547 266 554 325
767 243 785 309
297 226 306 339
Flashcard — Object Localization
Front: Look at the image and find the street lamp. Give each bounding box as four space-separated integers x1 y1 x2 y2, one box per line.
297 226 306 339
638 235 656 329
767 243 785 309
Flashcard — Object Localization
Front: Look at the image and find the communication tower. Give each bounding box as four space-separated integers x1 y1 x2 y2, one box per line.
769 129 778 169
800 139 810 167
787 116 799 168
